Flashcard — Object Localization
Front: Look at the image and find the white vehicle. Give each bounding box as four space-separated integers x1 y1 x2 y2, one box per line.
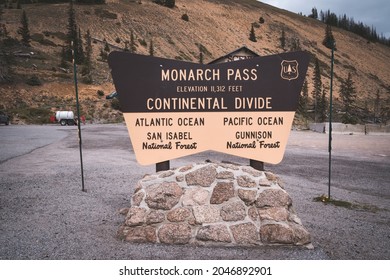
55 111 76 126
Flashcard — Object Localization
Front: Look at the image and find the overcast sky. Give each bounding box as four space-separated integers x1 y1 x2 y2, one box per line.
259 0 390 38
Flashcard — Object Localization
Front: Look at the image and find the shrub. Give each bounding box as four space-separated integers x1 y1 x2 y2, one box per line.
26 76 42 86
259 17 265 24
83 74 93 84
111 98 121 110
249 25 257 42
181 14 189 21
11 107 52 124
153 0 175 8
94 8 118 20
165 0 175 8
252 22 260 28
138 38 147 47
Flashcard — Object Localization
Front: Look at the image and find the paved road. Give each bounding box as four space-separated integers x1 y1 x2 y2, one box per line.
0 125 69 163
0 124 389 259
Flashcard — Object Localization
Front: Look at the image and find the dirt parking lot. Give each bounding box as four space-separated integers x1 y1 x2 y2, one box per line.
0 124 389 259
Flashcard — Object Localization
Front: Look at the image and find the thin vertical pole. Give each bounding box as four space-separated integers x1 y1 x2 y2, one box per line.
328 45 335 200
72 41 86 192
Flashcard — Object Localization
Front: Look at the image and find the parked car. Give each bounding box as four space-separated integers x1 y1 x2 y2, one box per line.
0 111 10 125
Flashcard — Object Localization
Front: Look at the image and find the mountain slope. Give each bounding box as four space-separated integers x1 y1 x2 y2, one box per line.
1 0 389 124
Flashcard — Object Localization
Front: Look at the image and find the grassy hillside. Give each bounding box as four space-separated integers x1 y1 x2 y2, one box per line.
1 0 389 124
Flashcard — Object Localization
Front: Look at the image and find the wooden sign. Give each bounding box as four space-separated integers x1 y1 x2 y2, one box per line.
108 51 309 165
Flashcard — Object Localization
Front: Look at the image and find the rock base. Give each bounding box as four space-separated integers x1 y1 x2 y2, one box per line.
118 162 311 247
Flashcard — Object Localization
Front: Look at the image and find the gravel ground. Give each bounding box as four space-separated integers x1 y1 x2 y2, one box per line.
0 124 389 260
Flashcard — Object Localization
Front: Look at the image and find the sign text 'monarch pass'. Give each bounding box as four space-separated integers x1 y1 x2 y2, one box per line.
108 51 309 165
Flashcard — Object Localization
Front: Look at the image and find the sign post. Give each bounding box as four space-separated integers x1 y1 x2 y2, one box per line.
108 51 309 166
209 47 264 171
72 41 85 192
328 42 335 200
156 161 170 172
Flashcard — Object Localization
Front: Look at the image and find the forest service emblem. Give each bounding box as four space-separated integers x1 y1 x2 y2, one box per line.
281 60 299 81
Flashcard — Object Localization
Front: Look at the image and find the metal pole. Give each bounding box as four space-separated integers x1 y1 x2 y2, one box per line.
156 161 170 172
72 41 86 192
250 159 264 171
328 44 335 200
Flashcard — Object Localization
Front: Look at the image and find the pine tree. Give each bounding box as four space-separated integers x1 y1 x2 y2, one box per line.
339 72 357 123
149 38 154 56
82 29 92 77
249 24 257 42
298 79 309 117
0 8 10 39
0 24 9 39
165 0 175 8
100 38 110 61
0 8 14 84
290 37 301 51
65 2 83 64
130 31 136 53
197 43 204 64
153 0 164 5
77 27 85 63
318 87 328 122
67 14 76 54
384 87 390 124
279 28 286 50
60 46 68 68
18 10 30 46
1 8 6 38
123 41 129 52
311 58 322 122
309 7 318 19
373 90 381 123
323 24 335 49
66 2 77 60
99 48 106 61
104 39 110 53
85 29 92 66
